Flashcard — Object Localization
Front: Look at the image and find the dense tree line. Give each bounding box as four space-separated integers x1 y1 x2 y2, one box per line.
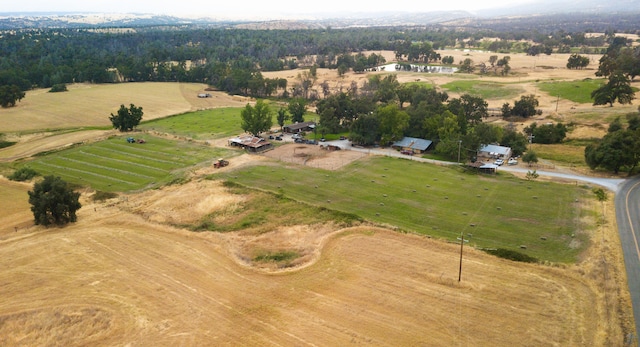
0 24 637 100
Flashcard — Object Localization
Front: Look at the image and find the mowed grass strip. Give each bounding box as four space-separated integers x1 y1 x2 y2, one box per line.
538 78 604 103
139 108 245 140
441 80 524 99
218 156 591 263
18 135 233 192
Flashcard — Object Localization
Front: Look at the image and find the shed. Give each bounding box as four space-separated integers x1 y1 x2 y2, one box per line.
467 161 498 174
478 144 512 160
228 135 273 153
283 121 316 134
392 137 433 154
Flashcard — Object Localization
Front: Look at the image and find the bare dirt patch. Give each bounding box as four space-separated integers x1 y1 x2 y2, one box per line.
263 143 367 170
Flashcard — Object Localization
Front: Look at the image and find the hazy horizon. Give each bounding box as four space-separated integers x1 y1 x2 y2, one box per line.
0 0 537 19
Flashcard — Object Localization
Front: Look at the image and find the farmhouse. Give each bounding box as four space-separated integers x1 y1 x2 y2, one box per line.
392 137 433 154
228 135 273 153
283 121 316 134
478 144 512 160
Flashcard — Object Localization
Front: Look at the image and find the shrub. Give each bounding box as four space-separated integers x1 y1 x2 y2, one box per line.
8 167 38 181
49 84 68 93
484 248 538 263
92 191 118 202
254 251 299 263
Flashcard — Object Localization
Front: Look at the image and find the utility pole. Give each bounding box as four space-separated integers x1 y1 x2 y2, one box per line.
457 140 462 163
556 94 560 112
458 232 464 282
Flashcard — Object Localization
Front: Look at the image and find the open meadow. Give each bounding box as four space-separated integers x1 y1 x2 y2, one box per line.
0 49 636 345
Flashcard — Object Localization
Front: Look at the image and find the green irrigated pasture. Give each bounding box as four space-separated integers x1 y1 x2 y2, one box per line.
441 80 524 99
538 79 604 103
138 108 244 140
17 134 235 192
216 156 592 263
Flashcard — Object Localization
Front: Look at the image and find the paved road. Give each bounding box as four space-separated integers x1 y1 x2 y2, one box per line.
615 177 640 342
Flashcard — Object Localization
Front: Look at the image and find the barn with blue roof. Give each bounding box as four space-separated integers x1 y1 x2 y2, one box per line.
392 137 433 154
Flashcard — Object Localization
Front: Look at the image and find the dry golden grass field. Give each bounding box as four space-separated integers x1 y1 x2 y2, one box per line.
0 177 632 346
0 50 637 346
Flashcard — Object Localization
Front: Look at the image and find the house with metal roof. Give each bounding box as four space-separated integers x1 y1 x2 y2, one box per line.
478 144 512 160
392 137 433 154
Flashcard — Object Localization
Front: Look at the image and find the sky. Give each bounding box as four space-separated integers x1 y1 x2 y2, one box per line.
1 0 536 19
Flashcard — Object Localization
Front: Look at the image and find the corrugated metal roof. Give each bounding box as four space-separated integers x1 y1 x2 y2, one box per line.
393 137 433 151
479 144 511 155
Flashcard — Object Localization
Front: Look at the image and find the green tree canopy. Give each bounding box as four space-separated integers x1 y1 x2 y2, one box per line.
511 95 540 118
287 98 307 123
500 128 529 156
349 113 380 146
591 72 635 107
0 84 25 108
447 94 488 134
522 151 539 167
240 100 273 137
375 104 409 146
524 122 568 144
276 107 288 130
110 104 143 132
566 54 590 69
28 175 81 226
585 127 639 174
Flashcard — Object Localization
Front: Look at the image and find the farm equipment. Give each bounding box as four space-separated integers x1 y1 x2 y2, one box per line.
213 158 229 168
126 137 146 144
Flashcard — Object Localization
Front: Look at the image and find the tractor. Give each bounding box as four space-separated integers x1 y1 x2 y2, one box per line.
213 158 229 168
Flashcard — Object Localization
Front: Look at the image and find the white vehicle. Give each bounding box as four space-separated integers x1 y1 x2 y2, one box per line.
494 159 504 166
508 158 518 165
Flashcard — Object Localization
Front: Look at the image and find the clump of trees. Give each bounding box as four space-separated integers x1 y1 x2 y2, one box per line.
524 122 568 144
501 95 542 119
566 54 590 69
28 175 81 226
585 113 640 174
110 104 143 132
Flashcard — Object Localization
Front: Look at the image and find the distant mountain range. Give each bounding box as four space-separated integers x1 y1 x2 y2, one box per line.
0 0 639 30
475 0 640 17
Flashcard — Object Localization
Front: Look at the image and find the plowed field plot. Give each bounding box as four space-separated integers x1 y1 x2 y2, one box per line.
15 135 234 192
